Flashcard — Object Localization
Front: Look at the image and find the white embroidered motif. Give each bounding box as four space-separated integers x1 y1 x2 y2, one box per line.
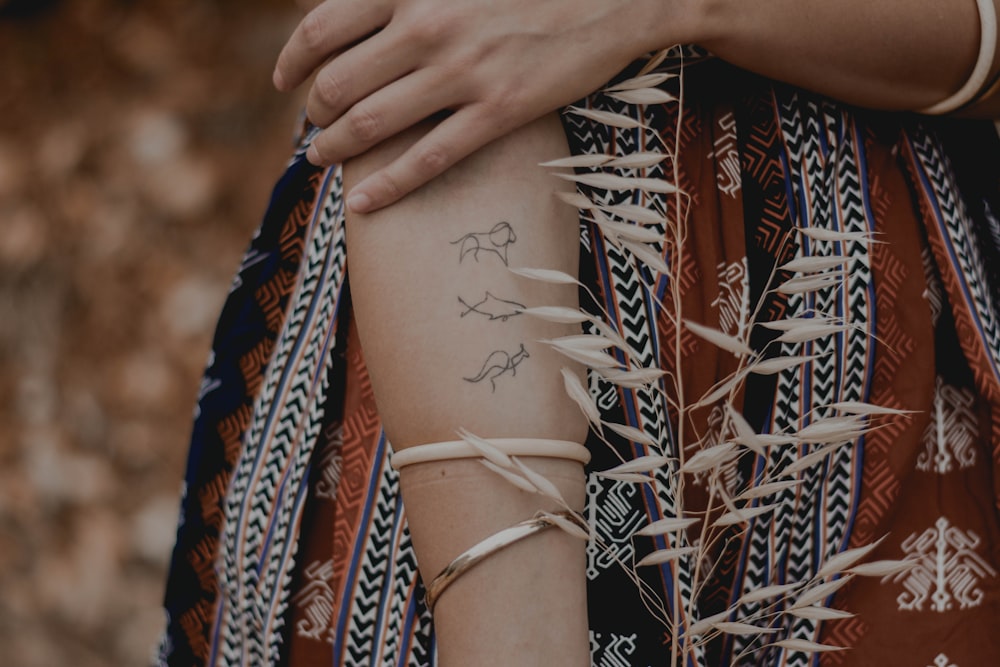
920 246 943 325
712 258 750 340
709 112 741 197
589 631 639 667
291 559 336 642
930 654 957 667
917 377 978 475
314 425 344 500
894 517 997 612
687 404 741 492
585 474 643 580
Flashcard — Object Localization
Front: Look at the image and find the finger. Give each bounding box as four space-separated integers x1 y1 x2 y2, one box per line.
305 27 416 128
273 0 392 92
345 107 513 213
306 68 459 166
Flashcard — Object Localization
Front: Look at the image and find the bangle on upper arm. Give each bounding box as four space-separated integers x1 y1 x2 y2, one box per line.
390 437 591 469
424 510 587 611
960 68 1000 110
390 436 591 612
920 0 998 115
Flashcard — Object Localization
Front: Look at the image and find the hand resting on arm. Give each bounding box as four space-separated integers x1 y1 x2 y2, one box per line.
274 0 999 213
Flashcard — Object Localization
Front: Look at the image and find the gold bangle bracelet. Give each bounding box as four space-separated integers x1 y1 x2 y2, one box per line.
424 510 585 611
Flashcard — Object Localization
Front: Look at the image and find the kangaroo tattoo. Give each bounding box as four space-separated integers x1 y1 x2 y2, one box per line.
464 343 530 392
458 292 525 322
451 221 517 266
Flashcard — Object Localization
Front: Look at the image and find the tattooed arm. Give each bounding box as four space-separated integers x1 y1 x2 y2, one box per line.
343 114 589 667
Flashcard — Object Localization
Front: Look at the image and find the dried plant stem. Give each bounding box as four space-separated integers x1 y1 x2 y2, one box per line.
665 46 690 667
485 44 915 666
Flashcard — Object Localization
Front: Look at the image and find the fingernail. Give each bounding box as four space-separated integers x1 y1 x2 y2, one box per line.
347 191 372 213
272 69 286 91
306 145 321 165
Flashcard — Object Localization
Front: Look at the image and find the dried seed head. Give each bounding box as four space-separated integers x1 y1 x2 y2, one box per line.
607 152 669 168
508 266 580 285
685 319 753 357
607 88 677 105
603 72 676 92
765 639 846 653
636 546 698 567
635 517 700 536
564 106 645 129
539 154 614 169
561 367 601 424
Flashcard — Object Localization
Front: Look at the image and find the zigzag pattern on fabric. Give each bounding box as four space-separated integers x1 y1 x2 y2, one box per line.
727 91 872 667
906 131 1000 398
903 127 1000 520
565 82 709 650
162 56 1000 667
333 442 427 666
214 167 349 665
158 154 324 666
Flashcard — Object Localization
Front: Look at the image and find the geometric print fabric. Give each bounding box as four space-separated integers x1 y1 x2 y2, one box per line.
159 57 1000 666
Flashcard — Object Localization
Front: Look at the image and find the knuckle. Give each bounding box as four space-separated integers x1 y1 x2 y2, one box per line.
415 143 451 175
376 171 404 202
485 86 519 123
405 11 443 44
299 11 330 51
314 70 346 107
346 107 383 143
435 59 471 87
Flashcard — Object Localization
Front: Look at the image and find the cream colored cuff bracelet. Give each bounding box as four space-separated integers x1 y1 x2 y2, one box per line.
390 438 591 469
921 0 998 114
423 510 586 611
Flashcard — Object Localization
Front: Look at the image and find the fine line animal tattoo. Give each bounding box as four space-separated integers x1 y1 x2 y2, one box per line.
463 344 530 392
458 292 526 322
450 221 517 266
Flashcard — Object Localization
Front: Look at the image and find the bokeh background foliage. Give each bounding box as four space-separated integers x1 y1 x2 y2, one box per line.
0 1 311 663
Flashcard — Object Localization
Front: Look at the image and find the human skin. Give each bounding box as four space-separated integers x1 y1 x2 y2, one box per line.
273 2 998 664
274 0 999 213
344 114 590 666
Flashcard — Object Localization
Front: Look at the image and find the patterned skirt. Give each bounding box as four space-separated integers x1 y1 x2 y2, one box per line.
159 55 1000 666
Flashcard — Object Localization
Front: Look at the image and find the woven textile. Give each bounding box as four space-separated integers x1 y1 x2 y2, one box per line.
159 56 1000 666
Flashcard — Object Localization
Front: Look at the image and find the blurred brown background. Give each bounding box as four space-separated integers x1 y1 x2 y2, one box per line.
0 1 312 664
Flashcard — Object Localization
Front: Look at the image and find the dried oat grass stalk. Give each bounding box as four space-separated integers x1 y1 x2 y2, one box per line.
467 49 911 666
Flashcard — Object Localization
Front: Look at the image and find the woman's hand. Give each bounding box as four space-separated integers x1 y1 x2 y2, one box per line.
273 0 698 213
274 0 994 214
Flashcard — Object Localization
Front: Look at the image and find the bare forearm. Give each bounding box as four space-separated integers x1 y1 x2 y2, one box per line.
275 0 995 214
344 114 590 665
677 0 992 112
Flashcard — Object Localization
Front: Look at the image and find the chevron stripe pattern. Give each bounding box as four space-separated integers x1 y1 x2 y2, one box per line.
564 73 711 655
159 54 1000 667
159 148 327 665
214 166 348 665
905 130 1000 401
724 90 874 667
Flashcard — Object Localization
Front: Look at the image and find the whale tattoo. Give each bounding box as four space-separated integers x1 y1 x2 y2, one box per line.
458 292 525 322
